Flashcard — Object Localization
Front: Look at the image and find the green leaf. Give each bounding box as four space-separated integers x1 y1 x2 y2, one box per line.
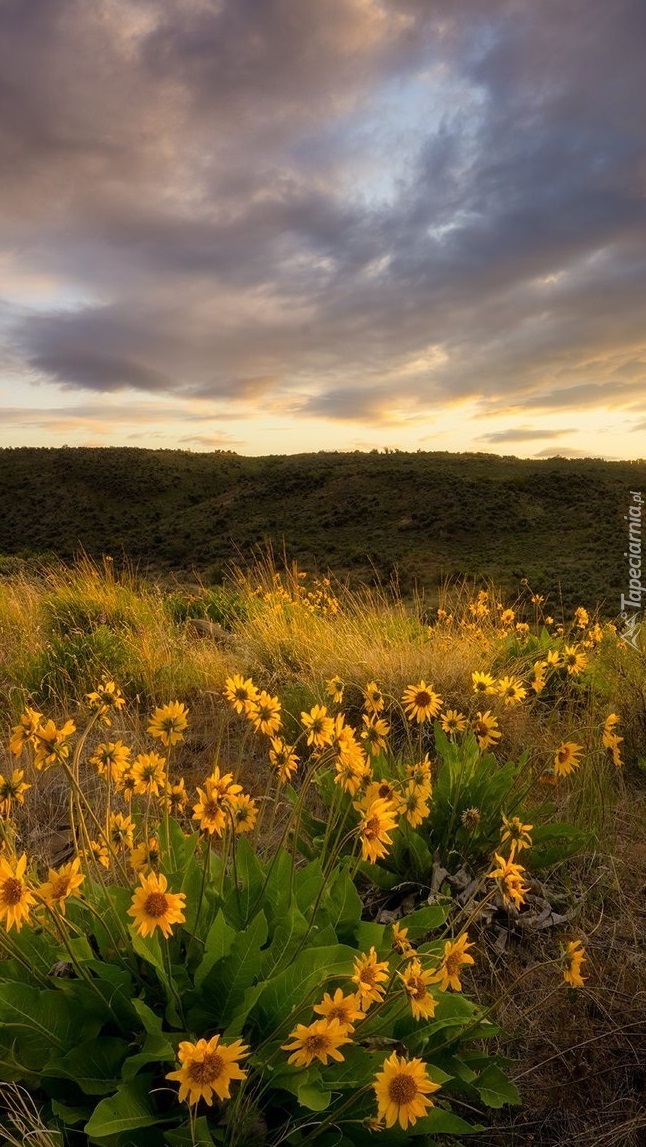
474 1063 522 1108
260 901 309 978
396 903 448 940
320 860 363 942
270 1064 331 1111
295 859 325 914
46 1036 130 1095
84 1076 160 1139
251 944 356 1037
354 921 385 951
0 983 101 1069
223 836 266 928
191 910 268 1028
194 909 236 989
165 1117 216 1145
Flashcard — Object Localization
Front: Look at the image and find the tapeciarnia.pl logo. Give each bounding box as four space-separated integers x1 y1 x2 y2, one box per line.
619 490 643 651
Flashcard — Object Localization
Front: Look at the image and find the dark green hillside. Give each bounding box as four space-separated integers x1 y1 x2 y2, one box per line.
1 446 643 611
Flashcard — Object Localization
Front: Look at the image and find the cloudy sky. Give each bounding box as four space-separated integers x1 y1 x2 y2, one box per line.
1 0 645 457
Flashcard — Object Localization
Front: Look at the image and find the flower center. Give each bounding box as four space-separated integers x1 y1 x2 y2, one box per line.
51 877 70 899
415 691 431 707
1 878 24 906
144 892 169 918
444 953 460 976
188 1052 224 1083
204 800 220 818
388 1073 418 1105
304 1034 328 1053
365 815 381 838
360 965 376 986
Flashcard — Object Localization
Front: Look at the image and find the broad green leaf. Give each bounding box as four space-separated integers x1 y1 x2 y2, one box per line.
395 903 447 940
320 861 363 942
165 1116 216 1145
84 1075 160 1138
354 921 385 951
223 836 266 928
191 910 268 1028
270 1064 331 1111
46 1036 130 1095
260 901 309 978
0 983 101 1065
251 944 356 1036
194 909 236 988
295 859 325 914
474 1063 522 1107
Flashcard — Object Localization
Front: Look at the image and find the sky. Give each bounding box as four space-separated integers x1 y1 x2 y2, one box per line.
1 0 645 459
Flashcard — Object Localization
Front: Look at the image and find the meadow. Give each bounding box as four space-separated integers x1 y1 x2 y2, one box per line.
0 558 644 1146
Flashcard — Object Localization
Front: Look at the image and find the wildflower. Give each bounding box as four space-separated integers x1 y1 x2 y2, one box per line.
228 793 258 834
118 769 136 802
361 714 390 757
500 814 533 854
313 989 363 1032
545 649 560 666
391 921 415 958
130 837 160 872
193 781 227 837
268 738 299 783
358 797 398 864
440 709 467 735
430 934 475 992
488 848 528 910
401 782 430 828
500 608 515 626
128 870 186 938
247 691 282 737
282 1017 351 1067
0 854 36 931
554 741 583 778
108 812 136 849
574 607 589 629
436 607 447 620
0 769 30 817
352 947 390 1009
300 704 334 748
516 622 530 637
223 675 259 715
361 780 402 814
162 778 189 815
89 740 131 782
85 839 110 869
37 858 84 915
472 671 497 695
472 710 501 751
602 714 620 748
497 676 527 705
563 645 588 675
326 676 345 704
373 1052 440 1130
402 681 443 724
531 594 545 606
606 734 623 768
363 681 385 715
531 661 547 694
545 616 554 626
399 959 438 1020
86 680 126 726
166 1035 249 1106
460 806 481 832
405 756 432 798
33 719 76 770
132 751 167 797
9 707 44 756
147 701 189 746
562 939 587 988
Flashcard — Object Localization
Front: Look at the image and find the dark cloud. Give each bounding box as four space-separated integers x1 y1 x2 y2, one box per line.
0 0 645 428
